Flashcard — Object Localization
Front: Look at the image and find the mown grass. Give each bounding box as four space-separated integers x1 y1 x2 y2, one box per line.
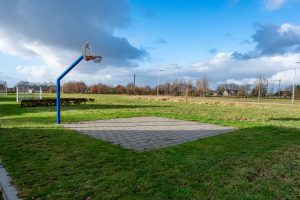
0 94 299 199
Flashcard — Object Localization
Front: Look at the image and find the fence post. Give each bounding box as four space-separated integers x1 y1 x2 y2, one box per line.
39 86 42 100
16 86 19 102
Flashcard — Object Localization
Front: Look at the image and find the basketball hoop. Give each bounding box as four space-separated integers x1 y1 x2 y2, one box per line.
85 55 102 63
82 42 102 64
56 42 103 124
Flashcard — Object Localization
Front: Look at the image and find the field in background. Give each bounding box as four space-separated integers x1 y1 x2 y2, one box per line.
133 94 299 104
0 94 299 199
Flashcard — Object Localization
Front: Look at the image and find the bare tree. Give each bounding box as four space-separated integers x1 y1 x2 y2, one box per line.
126 83 135 95
239 84 251 97
89 83 114 94
196 75 209 97
0 81 7 90
253 75 268 102
63 81 88 93
161 81 172 95
170 79 181 96
183 80 193 101
114 85 126 94
216 84 226 94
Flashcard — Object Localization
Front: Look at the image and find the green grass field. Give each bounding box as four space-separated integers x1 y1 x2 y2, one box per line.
0 94 299 199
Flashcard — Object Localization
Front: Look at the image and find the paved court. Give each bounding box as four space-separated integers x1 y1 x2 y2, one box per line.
63 117 237 152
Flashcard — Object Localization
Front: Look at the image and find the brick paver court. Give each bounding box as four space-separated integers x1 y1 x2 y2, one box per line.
64 117 237 152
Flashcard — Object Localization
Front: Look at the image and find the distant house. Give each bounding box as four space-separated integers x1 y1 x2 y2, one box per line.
280 90 292 98
274 90 292 98
223 89 229 96
212 91 219 96
222 89 239 97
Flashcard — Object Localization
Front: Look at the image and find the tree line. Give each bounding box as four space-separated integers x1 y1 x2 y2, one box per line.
7 75 299 98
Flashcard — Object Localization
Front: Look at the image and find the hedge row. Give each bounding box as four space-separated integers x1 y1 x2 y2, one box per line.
21 98 95 107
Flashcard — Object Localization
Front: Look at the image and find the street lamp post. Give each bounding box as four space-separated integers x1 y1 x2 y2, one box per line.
157 69 163 96
293 62 300 104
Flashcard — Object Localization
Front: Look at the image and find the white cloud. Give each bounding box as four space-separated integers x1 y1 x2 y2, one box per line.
23 42 79 72
0 0 151 88
0 32 35 57
154 52 300 88
264 0 289 10
0 3 299 90
233 22 300 58
16 65 53 82
3 50 300 89
270 69 300 83
0 0 147 73
279 23 300 35
221 78 257 85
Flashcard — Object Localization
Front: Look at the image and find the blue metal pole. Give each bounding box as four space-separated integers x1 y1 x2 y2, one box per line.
56 79 61 123
56 55 84 124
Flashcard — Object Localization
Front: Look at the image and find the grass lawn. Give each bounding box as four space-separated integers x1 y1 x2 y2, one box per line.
0 94 299 199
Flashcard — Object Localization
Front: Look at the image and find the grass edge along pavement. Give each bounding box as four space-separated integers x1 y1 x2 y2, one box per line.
0 160 20 200
0 94 299 199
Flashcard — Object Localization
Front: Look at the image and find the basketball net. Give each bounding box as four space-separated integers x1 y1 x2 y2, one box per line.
82 42 102 64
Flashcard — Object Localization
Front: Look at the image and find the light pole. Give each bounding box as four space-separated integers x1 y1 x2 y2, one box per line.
157 69 163 96
292 62 300 104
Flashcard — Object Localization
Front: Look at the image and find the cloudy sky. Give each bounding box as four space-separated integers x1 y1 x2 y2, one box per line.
1 0 300 88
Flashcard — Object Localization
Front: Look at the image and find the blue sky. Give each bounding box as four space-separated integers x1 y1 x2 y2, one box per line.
1 0 300 88
119 0 300 61
119 0 256 61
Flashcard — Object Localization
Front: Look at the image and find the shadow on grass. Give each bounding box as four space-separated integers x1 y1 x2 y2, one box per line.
0 96 17 102
0 103 55 117
62 103 167 111
0 125 299 199
0 103 168 117
270 117 300 121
